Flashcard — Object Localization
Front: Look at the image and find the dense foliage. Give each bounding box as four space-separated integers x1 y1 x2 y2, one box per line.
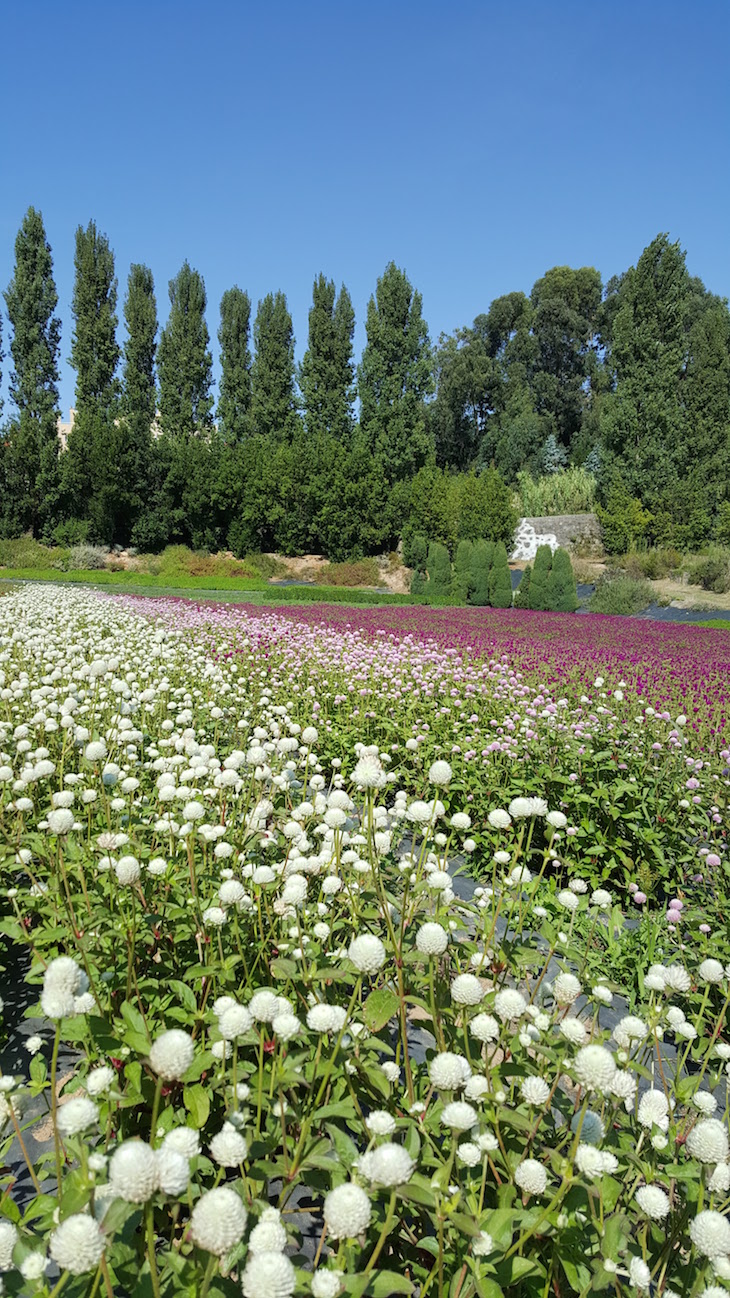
1 217 729 557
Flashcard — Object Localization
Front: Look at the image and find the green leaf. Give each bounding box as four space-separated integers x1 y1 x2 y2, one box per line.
183 1082 210 1129
363 988 399 1032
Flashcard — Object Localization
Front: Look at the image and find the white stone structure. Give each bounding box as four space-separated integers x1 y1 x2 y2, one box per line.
510 518 558 562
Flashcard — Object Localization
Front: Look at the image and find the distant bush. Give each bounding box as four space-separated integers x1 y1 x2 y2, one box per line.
547 546 579 611
528 544 553 610
516 466 596 517
684 547 730 595
597 486 652 555
488 542 513 608
514 563 531 608
589 573 653 615
450 540 473 602
52 519 90 547
320 558 380 587
404 466 517 553
469 539 493 606
620 546 682 581
426 542 452 600
0 537 67 570
69 544 108 570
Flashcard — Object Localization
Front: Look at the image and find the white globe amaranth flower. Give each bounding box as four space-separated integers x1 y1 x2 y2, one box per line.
20 1252 48 1280
692 1091 717 1117
272 1012 301 1041
429 1052 471 1090
494 989 527 1022
352 755 386 788
465 1075 490 1100
470 1013 500 1043
628 1256 652 1290
359 1142 415 1186
190 1186 248 1254
612 1015 648 1049
348 934 386 975
202 906 227 927
573 1045 616 1095
699 959 725 985
708 1163 730 1193
108 1139 160 1202
428 760 452 786
364 1110 396 1136
573 1143 608 1180
546 810 567 828
249 1209 287 1255
515 1158 548 1195
307 1003 347 1034
520 1076 550 1106
312 1269 344 1298
242 1250 296 1298
416 922 448 957
451 973 484 1006
686 1119 729 1164
149 1029 194 1081
440 1101 478 1131
249 990 280 1022
0 1219 19 1270
41 955 87 1020
209 1122 248 1167
637 1089 670 1132
560 1018 588 1046
457 1141 482 1167
553 973 582 1005
557 888 579 912
663 964 692 992
86 1065 116 1096
451 812 471 831
163 1127 201 1159
155 1147 190 1195
56 1095 99 1137
407 799 432 824
590 888 612 910
115 855 140 885
509 796 548 818
635 1185 670 1220
690 1210 730 1257
49 1214 105 1274
324 1183 372 1239
473 1229 494 1256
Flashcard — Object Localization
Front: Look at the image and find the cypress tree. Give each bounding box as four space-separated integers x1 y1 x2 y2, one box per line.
358 262 434 482
451 539 473 602
250 292 298 442
514 563 532 608
3 207 62 536
489 541 513 608
217 287 252 442
64 220 120 537
528 544 553 610
300 275 355 441
426 541 451 600
547 547 578 611
469 539 493 606
158 262 213 438
119 264 157 539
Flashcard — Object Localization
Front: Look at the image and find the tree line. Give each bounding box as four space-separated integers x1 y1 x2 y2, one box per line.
1 210 728 557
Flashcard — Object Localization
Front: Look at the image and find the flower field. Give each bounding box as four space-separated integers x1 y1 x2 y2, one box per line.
0 585 728 1298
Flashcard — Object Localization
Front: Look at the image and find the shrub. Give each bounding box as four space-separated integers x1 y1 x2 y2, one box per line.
426 541 451 600
320 558 380 587
716 501 730 546
589 573 653 615
516 466 597 517
469 539 493 606
514 562 531 608
52 518 90 547
68 544 109 570
620 546 682 581
450 540 473 602
0 537 60 569
597 486 652 555
684 548 730 595
402 532 427 570
488 541 513 608
546 546 579 611
528 544 553 610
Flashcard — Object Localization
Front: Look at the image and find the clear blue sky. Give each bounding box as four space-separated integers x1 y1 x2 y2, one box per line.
1 0 728 417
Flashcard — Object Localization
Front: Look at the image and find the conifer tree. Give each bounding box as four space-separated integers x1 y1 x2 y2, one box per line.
426 541 451 600
528 544 553 610
64 220 120 537
489 541 513 608
118 264 157 539
358 262 434 482
514 563 532 608
451 539 473 602
300 276 355 441
546 547 578 611
469 539 494 606
250 292 298 442
218 287 252 442
3 208 62 536
158 262 214 438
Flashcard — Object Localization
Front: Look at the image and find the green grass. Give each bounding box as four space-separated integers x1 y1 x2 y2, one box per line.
0 569 419 606
687 617 730 630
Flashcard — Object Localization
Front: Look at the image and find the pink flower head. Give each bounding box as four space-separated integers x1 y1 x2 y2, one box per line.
633 892 647 906
706 854 721 868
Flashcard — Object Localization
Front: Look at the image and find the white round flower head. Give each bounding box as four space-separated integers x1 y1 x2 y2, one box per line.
515 1159 548 1195
574 1143 606 1180
451 973 484 1006
488 808 511 829
693 1091 717 1117
348 934 386 975
708 1163 730 1193
590 889 612 910
86 1065 115 1096
510 796 548 818
57 1095 99 1137
465 1075 490 1100
451 812 471 831
573 1045 616 1095
699 959 725 985
20 1252 48 1280
553 973 582 1005
428 760 452 786
429 1052 471 1091
629 1257 652 1290
612 1015 648 1049
156 1147 190 1195
249 990 280 1022
560 1018 588 1046
48 808 75 835
190 1186 248 1254
520 1077 550 1106
242 1250 296 1298
457 1141 482 1167
473 1230 494 1256
557 889 579 912
365 1110 396 1136
441 1101 478 1131
359 1142 415 1186
546 809 567 828
663 965 692 993
690 1210 730 1258
407 799 432 824
324 1183 372 1239
115 855 140 886
416 922 448 957
202 906 227 927
209 1122 248 1167
273 1013 301 1041
163 1127 201 1159
638 1089 670 1132
307 1004 347 1034
248 1213 288 1255
49 1214 105 1274
218 1004 253 1040
635 1185 670 1220
0 1219 18 1270
312 1269 344 1298
149 1029 194 1081
41 955 86 1020
108 1139 160 1202
352 754 386 788
494 989 527 1022
687 1119 729 1164
471 1013 500 1043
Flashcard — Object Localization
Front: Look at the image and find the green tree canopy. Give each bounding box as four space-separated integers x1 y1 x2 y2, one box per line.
299 275 355 442
250 292 298 442
158 262 214 438
217 287 252 442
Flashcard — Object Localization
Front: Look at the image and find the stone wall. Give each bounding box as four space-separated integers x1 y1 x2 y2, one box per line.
510 513 602 562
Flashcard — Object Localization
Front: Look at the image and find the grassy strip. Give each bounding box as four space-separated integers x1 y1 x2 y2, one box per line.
0 569 419 605
688 617 730 630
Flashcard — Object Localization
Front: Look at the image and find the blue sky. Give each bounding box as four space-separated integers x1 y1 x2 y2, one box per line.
1 0 728 416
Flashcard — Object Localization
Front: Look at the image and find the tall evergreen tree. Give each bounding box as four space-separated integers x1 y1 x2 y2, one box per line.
250 292 298 442
118 263 158 539
299 275 355 441
158 262 214 438
358 262 434 482
529 265 602 449
63 220 120 537
217 287 252 442
3 209 62 536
